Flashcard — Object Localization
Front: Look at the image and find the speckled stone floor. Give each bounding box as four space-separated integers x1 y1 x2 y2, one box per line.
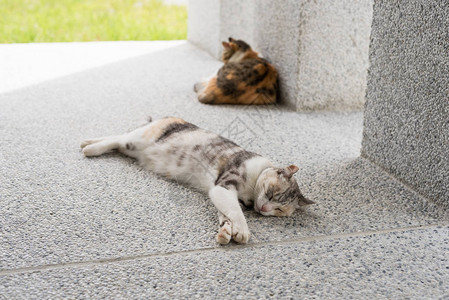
1 41 448 299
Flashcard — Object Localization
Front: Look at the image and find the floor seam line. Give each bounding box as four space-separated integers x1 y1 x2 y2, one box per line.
359 154 440 206
1 222 446 276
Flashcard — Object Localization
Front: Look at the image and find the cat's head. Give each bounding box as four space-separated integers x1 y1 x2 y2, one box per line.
255 165 314 216
221 37 256 63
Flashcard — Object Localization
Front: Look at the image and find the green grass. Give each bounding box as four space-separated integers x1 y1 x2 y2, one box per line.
0 0 187 43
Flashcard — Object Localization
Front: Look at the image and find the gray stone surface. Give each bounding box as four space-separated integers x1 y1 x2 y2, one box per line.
187 0 221 58
292 0 373 111
187 0 373 111
220 1 256 47
247 1 303 111
362 0 449 206
0 41 448 297
1 226 448 298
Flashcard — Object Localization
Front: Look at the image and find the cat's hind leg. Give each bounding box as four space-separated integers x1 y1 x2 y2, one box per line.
196 77 220 104
81 123 151 158
80 136 116 149
193 81 206 93
81 135 123 157
194 73 216 94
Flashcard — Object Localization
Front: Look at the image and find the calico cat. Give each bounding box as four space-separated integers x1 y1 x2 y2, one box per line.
81 117 313 244
194 37 279 105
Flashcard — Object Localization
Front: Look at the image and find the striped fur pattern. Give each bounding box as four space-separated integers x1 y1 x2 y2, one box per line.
194 37 279 105
81 117 313 244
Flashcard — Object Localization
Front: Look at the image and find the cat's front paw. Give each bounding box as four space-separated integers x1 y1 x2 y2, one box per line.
216 221 232 245
232 220 250 244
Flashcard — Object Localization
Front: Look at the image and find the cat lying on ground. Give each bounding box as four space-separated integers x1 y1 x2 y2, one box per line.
81 117 313 244
194 37 279 105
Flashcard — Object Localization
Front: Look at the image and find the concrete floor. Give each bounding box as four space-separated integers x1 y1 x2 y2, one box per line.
0 41 448 299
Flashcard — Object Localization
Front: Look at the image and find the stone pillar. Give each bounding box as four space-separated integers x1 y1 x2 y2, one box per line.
187 0 221 58
362 0 449 205
187 0 373 111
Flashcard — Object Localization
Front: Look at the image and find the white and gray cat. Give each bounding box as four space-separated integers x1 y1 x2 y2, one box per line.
81 117 313 244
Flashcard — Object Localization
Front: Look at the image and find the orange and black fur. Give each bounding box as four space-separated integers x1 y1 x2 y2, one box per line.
194 38 279 105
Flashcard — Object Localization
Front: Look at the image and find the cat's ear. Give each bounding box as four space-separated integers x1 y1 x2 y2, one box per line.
222 41 231 48
228 37 234 42
283 165 299 178
298 195 314 206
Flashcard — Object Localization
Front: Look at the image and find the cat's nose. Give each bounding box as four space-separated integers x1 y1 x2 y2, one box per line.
260 204 271 212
